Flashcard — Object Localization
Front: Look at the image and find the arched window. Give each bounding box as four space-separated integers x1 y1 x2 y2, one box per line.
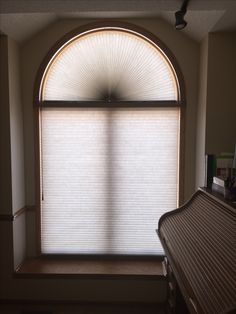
35 24 184 256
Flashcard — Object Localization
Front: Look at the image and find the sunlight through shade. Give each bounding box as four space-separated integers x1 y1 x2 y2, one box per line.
42 29 178 101
41 108 179 254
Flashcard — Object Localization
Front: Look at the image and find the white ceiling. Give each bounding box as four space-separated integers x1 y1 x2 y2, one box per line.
0 0 236 43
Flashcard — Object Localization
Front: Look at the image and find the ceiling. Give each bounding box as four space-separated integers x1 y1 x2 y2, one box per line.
0 0 236 43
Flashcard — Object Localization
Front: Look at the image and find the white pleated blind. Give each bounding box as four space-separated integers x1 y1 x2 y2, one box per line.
41 107 179 255
42 29 178 101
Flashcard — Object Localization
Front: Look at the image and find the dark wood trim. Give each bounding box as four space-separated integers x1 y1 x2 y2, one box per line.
0 205 36 221
41 100 180 108
34 107 42 255
178 103 186 206
33 20 186 255
14 257 165 280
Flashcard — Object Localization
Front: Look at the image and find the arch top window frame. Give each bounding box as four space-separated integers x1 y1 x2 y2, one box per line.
34 22 185 256
34 22 185 107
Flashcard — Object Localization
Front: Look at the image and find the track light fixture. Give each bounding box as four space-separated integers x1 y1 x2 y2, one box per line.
175 0 190 30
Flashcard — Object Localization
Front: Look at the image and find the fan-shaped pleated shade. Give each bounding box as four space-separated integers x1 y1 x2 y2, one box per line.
42 29 178 101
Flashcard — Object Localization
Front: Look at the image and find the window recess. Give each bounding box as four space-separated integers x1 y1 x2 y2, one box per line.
37 26 183 256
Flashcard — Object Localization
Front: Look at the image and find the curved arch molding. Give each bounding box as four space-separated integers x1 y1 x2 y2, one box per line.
40 26 180 102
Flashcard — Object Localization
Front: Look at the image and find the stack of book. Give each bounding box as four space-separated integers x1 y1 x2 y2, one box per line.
212 176 236 201
205 152 234 189
211 176 226 195
216 153 234 178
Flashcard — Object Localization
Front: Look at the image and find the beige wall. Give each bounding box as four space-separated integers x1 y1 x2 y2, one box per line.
8 37 27 269
195 36 208 188
1 18 200 303
0 36 27 296
8 38 25 214
0 36 14 300
0 35 12 215
0 36 25 214
206 31 236 155
195 31 236 188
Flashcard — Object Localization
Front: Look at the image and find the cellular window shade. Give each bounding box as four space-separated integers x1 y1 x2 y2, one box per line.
42 29 178 101
41 107 179 255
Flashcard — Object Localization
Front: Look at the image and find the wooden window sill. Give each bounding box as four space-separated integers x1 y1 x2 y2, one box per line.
15 257 164 279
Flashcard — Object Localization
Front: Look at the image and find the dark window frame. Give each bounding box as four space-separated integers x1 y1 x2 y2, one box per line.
33 21 186 257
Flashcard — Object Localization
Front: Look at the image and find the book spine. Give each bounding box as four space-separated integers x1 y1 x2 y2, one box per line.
205 154 216 188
